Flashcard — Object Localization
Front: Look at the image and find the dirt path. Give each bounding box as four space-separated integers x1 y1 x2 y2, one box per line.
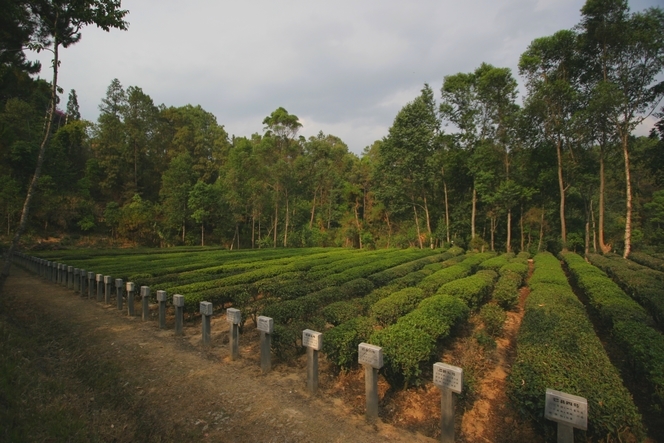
3 267 437 443
459 261 540 443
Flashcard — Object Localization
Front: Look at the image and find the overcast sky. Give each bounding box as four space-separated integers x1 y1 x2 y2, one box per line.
30 0 662 155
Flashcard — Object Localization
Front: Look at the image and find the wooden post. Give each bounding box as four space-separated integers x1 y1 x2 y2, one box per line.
303 329 322 395
433 362 463 443
141 286 150 321
227 308 241 360
126 282 136 316
358 343 383 423
156 290 167 329
115 278 124 311
257 316 273 373
200 302 213 347
545 389 587 443
173 294 184 336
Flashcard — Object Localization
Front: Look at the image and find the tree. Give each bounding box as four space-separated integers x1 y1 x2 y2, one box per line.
520 30 581 251
188 180 218 247
1 0 128 286
160 152 196 244
66 88 80 121
378 84 438 249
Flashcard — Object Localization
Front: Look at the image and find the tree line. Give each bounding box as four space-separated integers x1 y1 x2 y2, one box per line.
1 0 663 257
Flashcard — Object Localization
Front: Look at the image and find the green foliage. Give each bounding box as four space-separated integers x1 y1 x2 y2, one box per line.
322 316 375 370
322 300 363 326
492 270 522 310
587 253 664 325
508 253 644 441
562 251 664 407
371 287 426 326
479 304 506 336
435 269 497 310
371 295 469 387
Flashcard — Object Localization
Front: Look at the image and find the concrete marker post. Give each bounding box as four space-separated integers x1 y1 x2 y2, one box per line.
226 308 241 360
73 268 80 292
200 302 213 347
88 272 95 298
141 286 150 321
544 389 588 443
67 266 74 289
433 362 463 443
57 264 63 285
173 294 184 335
104 276 112 304
257 316 273 373
115 278 124 311
302 329 322 395
358 343 383 422
96 274 103 301
79 269 86 296
126 282 136 316
156 290 167 329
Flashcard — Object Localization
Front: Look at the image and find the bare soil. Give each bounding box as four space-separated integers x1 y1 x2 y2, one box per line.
3 267 435 443
3 264 545 442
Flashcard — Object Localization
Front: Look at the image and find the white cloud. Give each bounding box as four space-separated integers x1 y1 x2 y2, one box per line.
27 0 663 154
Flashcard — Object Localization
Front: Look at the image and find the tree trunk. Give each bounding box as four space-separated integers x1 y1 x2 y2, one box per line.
1 35 60 286
423 194 433 248
354 197 362 249
591 199 597 253
598 145 611 254
236 223 240 250
506 209 512 253
310 188 317 229
252 213 255 249
520 205 525 252
556 138 567 250
490 215 496 252
413 202 423 249
538 209 545 252
283 192 289 247
622 134 632 258
471 186 477 239
385 212 392 248
273 194 278 248
442 173 450 244
201 222 204 247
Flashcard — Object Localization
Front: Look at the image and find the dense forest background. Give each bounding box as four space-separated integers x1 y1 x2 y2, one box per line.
1 0 663 255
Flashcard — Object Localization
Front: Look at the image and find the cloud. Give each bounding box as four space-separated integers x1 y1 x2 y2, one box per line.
28 0 662 155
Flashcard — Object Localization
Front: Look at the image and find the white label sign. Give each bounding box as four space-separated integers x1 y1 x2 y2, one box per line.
96 273 103 282
545 389 588 430
115 278 123 288
156 290 167 302
226 308 241 324
173 294 184 307
126 282 135 292
358 343 383 369
302 329 322 350
140 286 150 297
433 362 463 394
257 316 274 334
104 275 112 284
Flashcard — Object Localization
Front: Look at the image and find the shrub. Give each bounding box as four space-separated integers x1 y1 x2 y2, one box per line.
322 300 363 326
480 304 506 336
492 270 522 310
371 295 469 387
508 253 644 441
435 270 497 310
323 316 376 370
371 288 426 326
479 253 514 272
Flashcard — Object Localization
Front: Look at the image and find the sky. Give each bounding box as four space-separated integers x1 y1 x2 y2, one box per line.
29 0 663 155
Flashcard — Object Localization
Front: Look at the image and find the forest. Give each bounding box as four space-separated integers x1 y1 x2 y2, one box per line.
1 0 663 256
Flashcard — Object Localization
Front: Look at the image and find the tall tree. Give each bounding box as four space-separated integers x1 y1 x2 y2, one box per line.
520 30 581 250
378 84 438 248
1 0 128 286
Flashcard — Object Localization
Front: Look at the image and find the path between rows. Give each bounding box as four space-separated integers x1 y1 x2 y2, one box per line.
4 267 437 443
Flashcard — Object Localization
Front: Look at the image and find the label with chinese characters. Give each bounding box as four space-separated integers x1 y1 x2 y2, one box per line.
433 362 463 393
257 316 274 334
358 343 383 368
226 308 241 324
544 389 587 430
302 329 322 350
